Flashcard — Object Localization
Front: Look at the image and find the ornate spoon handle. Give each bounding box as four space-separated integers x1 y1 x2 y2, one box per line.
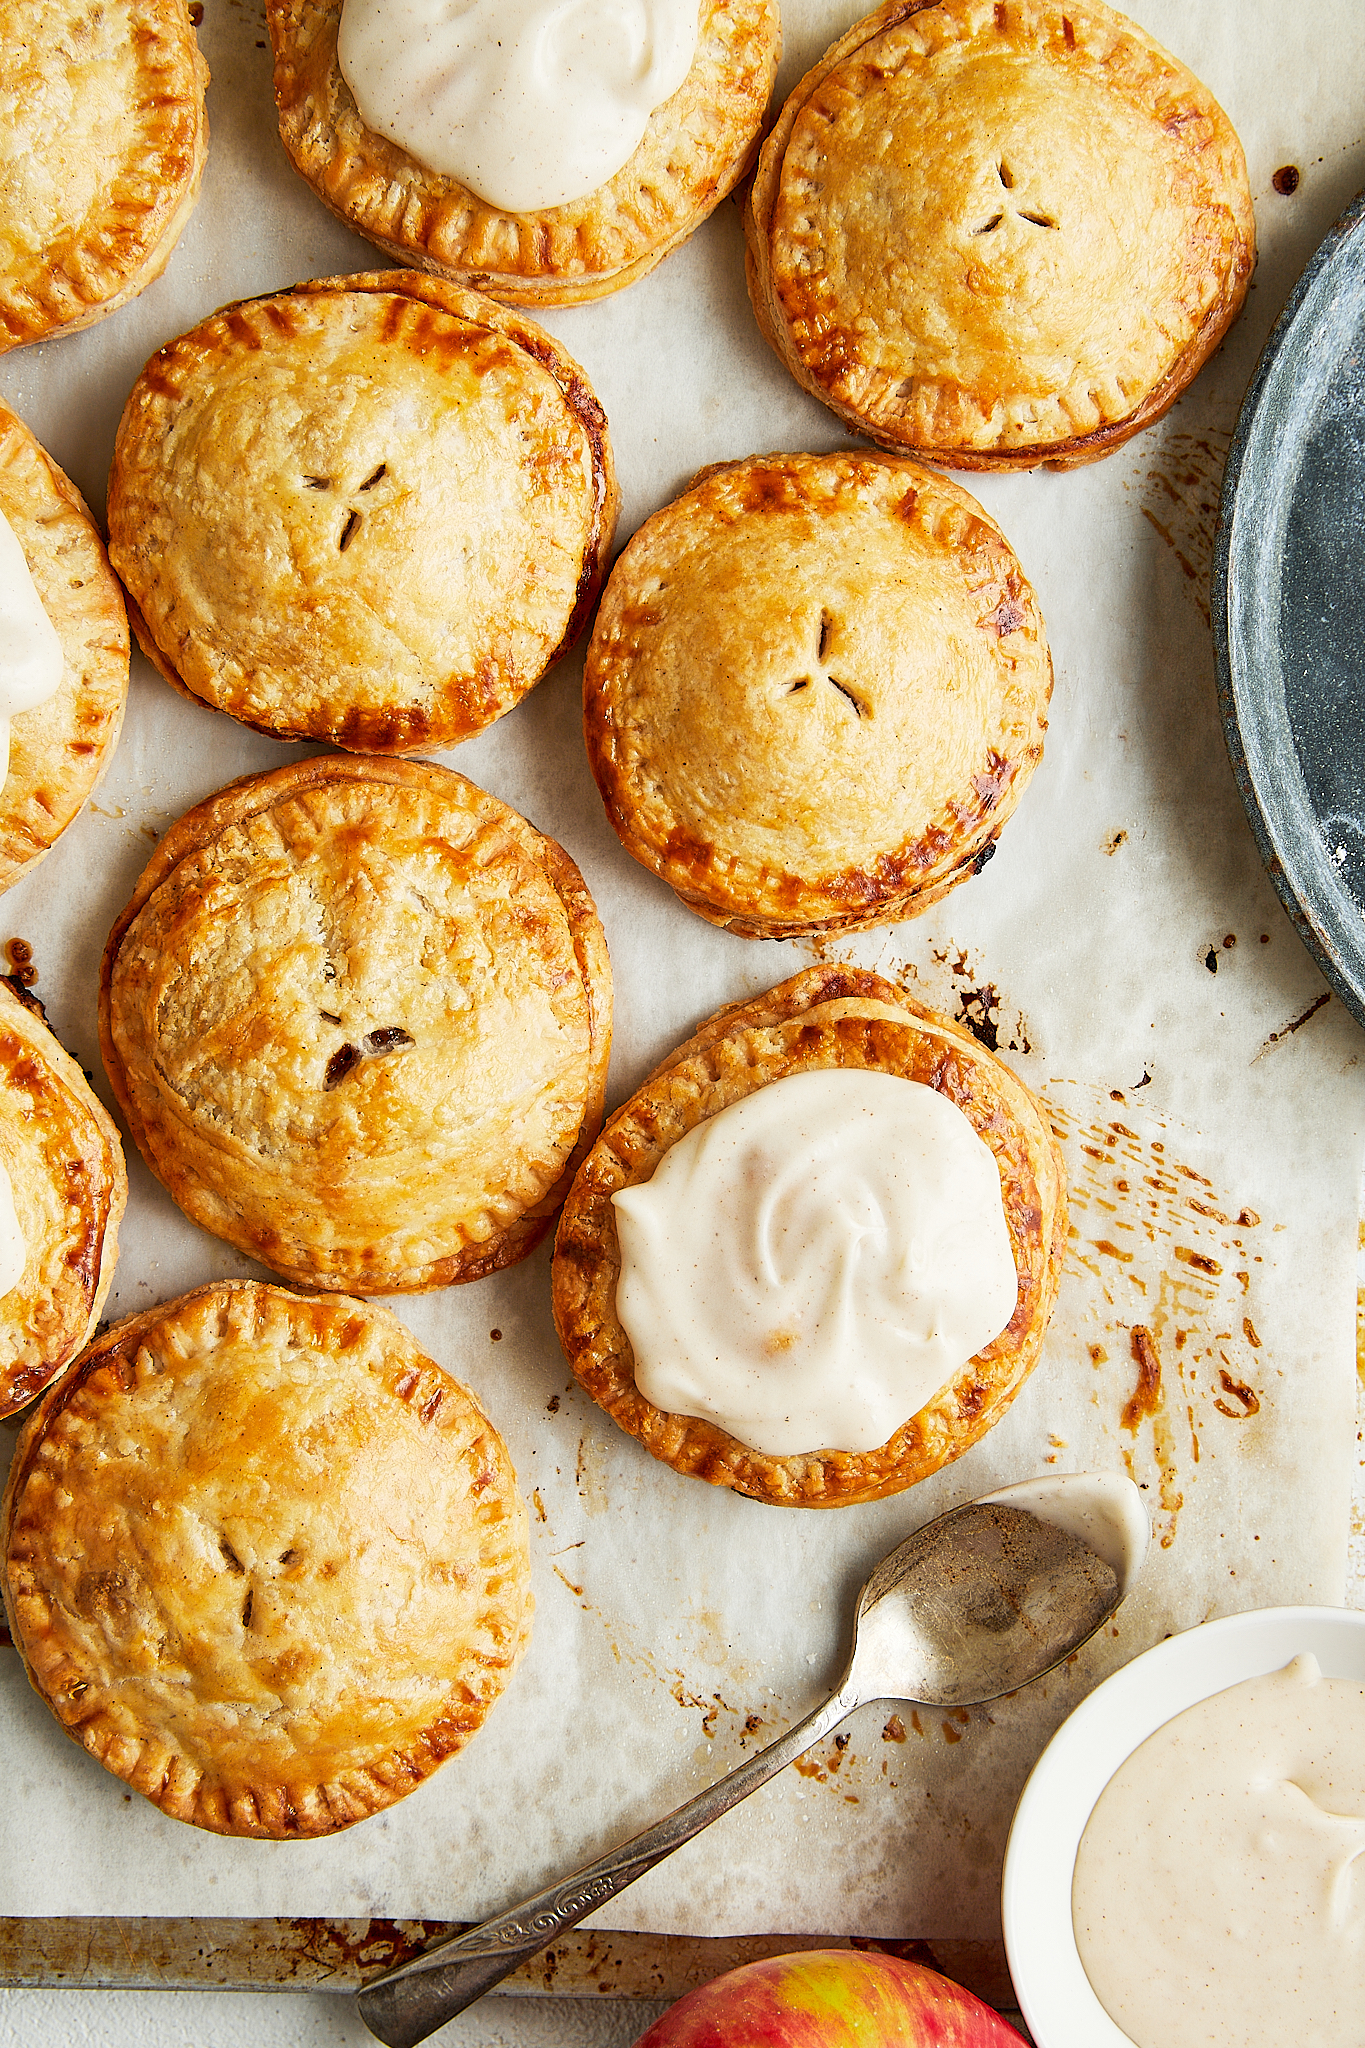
356 1680 862 2048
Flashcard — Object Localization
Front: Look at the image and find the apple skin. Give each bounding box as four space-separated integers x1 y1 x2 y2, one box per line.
631 1949 1026 2047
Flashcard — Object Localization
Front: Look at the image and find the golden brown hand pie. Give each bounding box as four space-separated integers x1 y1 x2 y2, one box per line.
1 1280 533 1837
584 449 1051 937
0 0 208 351
745 0 1255 469
0 977 126 1417
99 755 612 1293
552 965 1067 1507
106 272 617 752
0 401 129 891
267 0 780 306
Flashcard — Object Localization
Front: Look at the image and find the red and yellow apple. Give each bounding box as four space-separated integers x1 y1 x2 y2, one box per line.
632 1949 1026 2045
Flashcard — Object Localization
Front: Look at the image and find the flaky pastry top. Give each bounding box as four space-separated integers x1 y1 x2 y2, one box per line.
267 0 780 305
107 274 617 752
746 0 1255 466
584 451 1051 935
100 756 612 1293
1 1281 532 1836
552 965 1067 1506
0 0 208 350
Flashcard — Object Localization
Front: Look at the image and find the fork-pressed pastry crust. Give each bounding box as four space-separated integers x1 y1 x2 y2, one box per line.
100 756 613 1294
0 0 209 351
584 450 1051 936
106 273 618 752
552 965 1067 1506
0 401 129 890
267 0 780 306
745 0 1255 469
1 1280 533 1837
0 978 126 1417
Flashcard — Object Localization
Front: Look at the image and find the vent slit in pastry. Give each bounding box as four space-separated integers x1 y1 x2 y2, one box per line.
323 1043 362 1090
828 676 867 719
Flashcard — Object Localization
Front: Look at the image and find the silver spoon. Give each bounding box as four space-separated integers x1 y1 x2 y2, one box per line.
357 1472 1147 2048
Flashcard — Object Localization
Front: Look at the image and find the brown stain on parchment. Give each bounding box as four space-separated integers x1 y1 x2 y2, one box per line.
1131 428 1232 627
797 939 1033 1056
1050 1087 1271 1550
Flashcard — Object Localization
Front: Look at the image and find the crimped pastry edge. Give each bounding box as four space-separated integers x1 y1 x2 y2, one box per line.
0 977 127 1416
0 399 129 890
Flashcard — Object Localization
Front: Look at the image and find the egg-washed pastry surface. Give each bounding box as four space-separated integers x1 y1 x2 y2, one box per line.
745 0 1255 469
268 0 779 306
0 401 129 891
99 755 612 1294
584 450 1051 937
107 273 617 752
552 965 1067 1507
0 978 126 1418
1 1280 533 1838
0 0 208 351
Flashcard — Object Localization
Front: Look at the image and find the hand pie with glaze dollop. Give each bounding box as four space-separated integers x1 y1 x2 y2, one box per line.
552 965 1066 1507
0 400 128 891
0 977 126 1417
266 0 780 305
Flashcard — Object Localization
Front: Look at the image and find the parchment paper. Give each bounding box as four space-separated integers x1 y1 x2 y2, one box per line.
0 0 1363 1942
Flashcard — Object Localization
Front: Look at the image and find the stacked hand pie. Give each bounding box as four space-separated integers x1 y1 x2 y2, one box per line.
100 756 612 1294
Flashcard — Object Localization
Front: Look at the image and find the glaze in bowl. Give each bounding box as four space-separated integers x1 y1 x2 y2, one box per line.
1001 1605 1365 2047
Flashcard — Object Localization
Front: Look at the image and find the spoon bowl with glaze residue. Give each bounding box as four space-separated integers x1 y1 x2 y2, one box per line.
357 1472 1148 2048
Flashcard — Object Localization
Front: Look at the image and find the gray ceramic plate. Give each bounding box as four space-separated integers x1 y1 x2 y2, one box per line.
1214 188 1365 1027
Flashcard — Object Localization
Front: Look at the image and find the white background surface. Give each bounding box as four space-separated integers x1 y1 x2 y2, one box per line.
1 0 1364 2036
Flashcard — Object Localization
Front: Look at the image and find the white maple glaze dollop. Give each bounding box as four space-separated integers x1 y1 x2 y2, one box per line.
0 508 62 786
1073 1653 1365 2048
336 0 699 212
611 1067 1019 1456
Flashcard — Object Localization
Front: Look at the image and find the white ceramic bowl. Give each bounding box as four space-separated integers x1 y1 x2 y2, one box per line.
1001 1605 1365 2047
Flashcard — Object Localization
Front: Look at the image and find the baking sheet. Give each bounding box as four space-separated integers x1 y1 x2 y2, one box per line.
0 0 1363 1944
1215 185 1365 1027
